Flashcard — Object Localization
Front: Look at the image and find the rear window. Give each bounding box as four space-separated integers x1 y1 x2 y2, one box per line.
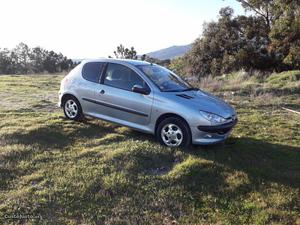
82 62 104 83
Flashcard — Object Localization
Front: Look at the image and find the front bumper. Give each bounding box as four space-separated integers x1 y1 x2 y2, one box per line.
191 119 238 145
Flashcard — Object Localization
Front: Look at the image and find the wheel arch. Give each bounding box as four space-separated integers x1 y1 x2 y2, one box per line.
155 113 191 135
61 93 81 107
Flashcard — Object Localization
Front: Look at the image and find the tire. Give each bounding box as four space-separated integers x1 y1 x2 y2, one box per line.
156 117 191 148
62 96 84 121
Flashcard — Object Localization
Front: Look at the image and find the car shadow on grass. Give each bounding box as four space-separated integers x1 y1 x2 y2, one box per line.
4 117 299 191
4 118 117 150
3 114 299 191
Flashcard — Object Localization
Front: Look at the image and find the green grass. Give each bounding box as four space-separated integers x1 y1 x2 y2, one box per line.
0 73 299 224
267 71 300 85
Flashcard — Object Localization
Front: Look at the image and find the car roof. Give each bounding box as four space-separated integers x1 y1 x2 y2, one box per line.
82 58 152 66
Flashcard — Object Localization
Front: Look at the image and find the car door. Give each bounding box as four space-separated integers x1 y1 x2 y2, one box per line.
93 63 153 126
77 61 105 115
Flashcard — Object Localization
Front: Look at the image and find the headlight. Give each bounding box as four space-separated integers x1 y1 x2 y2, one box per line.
200 111 226 124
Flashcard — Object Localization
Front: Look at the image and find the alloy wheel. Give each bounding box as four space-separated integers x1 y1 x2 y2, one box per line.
161 123 183 147
64 99 78 119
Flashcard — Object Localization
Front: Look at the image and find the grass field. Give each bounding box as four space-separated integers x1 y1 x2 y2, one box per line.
0 72 299 224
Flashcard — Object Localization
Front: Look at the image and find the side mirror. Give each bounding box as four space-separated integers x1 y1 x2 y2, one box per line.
132 85 150 95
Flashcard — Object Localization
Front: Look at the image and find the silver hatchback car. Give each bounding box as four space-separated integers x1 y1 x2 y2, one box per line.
58 58 237 147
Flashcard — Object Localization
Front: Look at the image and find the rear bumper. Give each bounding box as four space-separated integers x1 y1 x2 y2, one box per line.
191 119 238 145
58 92 63 107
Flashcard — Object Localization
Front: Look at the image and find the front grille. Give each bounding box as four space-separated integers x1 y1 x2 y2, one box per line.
197 118 238 135
216 127 232 135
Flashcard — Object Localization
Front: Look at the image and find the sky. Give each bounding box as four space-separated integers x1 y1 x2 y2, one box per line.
0 0 245 59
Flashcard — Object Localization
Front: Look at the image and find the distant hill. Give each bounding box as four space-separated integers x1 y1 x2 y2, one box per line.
146 44 192 60
71 44 192 62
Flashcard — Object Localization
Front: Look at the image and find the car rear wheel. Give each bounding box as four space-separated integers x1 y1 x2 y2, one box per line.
156 117 191 148
63 96 83 121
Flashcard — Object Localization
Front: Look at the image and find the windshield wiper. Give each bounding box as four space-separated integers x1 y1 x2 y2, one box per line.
163 89 184 92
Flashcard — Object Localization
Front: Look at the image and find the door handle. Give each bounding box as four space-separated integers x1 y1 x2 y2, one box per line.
99 90 105 94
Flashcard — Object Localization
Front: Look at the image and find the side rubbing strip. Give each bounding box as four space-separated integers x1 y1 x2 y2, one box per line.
82 98 148 117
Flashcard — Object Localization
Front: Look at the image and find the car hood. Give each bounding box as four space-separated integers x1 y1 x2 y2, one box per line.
175 90 235 118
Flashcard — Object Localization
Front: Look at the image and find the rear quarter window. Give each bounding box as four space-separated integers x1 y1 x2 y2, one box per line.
82 62 104 83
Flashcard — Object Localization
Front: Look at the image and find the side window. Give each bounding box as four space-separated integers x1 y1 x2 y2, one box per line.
82 62 104 83
103 63 148 91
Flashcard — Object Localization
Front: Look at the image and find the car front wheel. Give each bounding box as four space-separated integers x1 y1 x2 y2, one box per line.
156 117 191 148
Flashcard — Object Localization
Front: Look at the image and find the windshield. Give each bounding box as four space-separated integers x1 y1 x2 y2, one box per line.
136 64 193 92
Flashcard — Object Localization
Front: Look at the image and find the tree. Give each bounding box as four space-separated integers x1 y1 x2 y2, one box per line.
141 54 171 67
0 48 13 74
186 7 242 76
169 57 190 77
236 0 275 31
0 43 73 74
182 7 276 77
236 0 300 70
169 1 299 77
269 0 300 69
12 42 31 74
30 47 46 73
140 54 147 61
43 50 59 73
113 44 138 59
